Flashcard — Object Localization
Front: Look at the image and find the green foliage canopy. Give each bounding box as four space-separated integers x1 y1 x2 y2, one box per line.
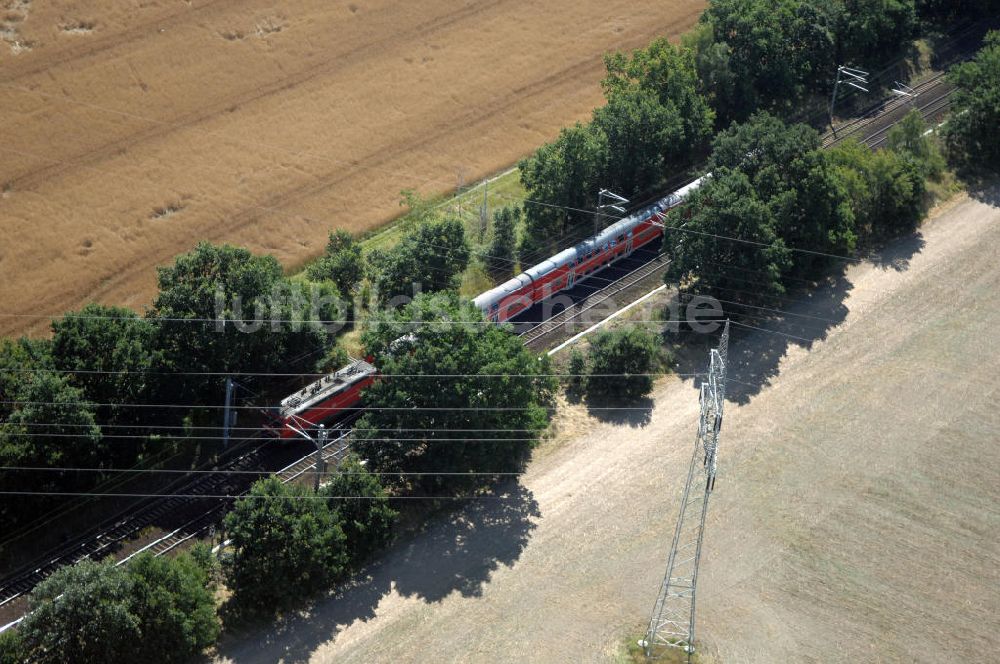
707 113 856 278
354 293 556 494
18 555 217 664
368 217 471 306
518 123 606 262
321 455 397 565
51 304 154 423
945 31 1000 170
664 168 792 304
486 206 520 280
125 553 220 664
306 229 365 296
585 328 661 402
223 477 348 612
0 336 52 421
148 242 333 403
20 561 139 664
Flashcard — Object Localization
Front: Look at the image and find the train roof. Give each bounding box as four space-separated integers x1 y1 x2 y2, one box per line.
472 272 533 310
279 359 376 419
470 175 707 311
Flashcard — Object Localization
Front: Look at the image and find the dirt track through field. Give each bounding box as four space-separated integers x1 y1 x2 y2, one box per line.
0 0 704 336
213 189 1000 663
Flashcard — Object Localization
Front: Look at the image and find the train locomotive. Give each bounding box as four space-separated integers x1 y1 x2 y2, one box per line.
263 359 378 439
264 176 706 438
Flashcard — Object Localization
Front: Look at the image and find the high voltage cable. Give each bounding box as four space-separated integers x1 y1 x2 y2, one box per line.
729 320 819 343
3 424 621 432
0 368 704 378
0 401 655 410
0 466 527 476
0 491 518 501
0 434 548 442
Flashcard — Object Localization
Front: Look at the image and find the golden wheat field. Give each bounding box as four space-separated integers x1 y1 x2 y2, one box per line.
0 0 704 335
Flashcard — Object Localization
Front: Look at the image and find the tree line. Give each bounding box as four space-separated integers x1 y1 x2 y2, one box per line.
666 25 1000 310
0 241 360 533
515 0 1000 261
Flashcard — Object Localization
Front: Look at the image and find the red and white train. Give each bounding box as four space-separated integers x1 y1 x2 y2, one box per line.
264 176 706 437
263 359 378 439
471 176 705 323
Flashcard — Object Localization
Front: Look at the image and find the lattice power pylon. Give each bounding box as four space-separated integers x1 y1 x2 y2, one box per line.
643 320 729 659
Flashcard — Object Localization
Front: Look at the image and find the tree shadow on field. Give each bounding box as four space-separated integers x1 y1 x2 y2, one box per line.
585 395 654 428
671 218 934 405
966 176 1000 209
213 480 538 663
868 231 925 272
670 270 853 406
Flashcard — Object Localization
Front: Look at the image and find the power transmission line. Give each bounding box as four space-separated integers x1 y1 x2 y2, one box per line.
0 466 527 476
0 491 517 500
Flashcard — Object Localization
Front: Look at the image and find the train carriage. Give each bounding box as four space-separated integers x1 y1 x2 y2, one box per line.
473 175 706 323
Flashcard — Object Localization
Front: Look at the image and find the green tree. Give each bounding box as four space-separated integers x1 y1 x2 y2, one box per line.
945 31 1000 170
354 293 557 494
148 242 331 403
306 229 364 296
585 328 660 402
0 373 103 470
126 553 219 663
828 139 925 240
700 0 837 122
20 561 139 664
518 123 607 262
566 348 588 395
486 206 520 280
51 304 154 424
223 477 348 612
592 86 685 198
0 336 52 420
664 169 792 305
708 112 823 198
321 455 397 565
0 630 24 664
17 555 218 664
708 113 856 278
0 373 103 528
603 38 715 161
833 0 916 63
682 23 737 125
769 155 857 278
368 217 471 306
887 109 946 179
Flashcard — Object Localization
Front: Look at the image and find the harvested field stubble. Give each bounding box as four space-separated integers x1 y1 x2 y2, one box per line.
0 0 705 335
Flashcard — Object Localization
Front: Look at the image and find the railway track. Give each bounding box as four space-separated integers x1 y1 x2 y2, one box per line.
823 72 953 149
119 425 355 564
0 433 274 609
863 86 955 149
519 254 671 349
0 422 358 631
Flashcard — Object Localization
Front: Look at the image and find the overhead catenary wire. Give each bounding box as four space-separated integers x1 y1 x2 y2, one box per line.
0 466 527 476
0 491 520 500
0 400 656 410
